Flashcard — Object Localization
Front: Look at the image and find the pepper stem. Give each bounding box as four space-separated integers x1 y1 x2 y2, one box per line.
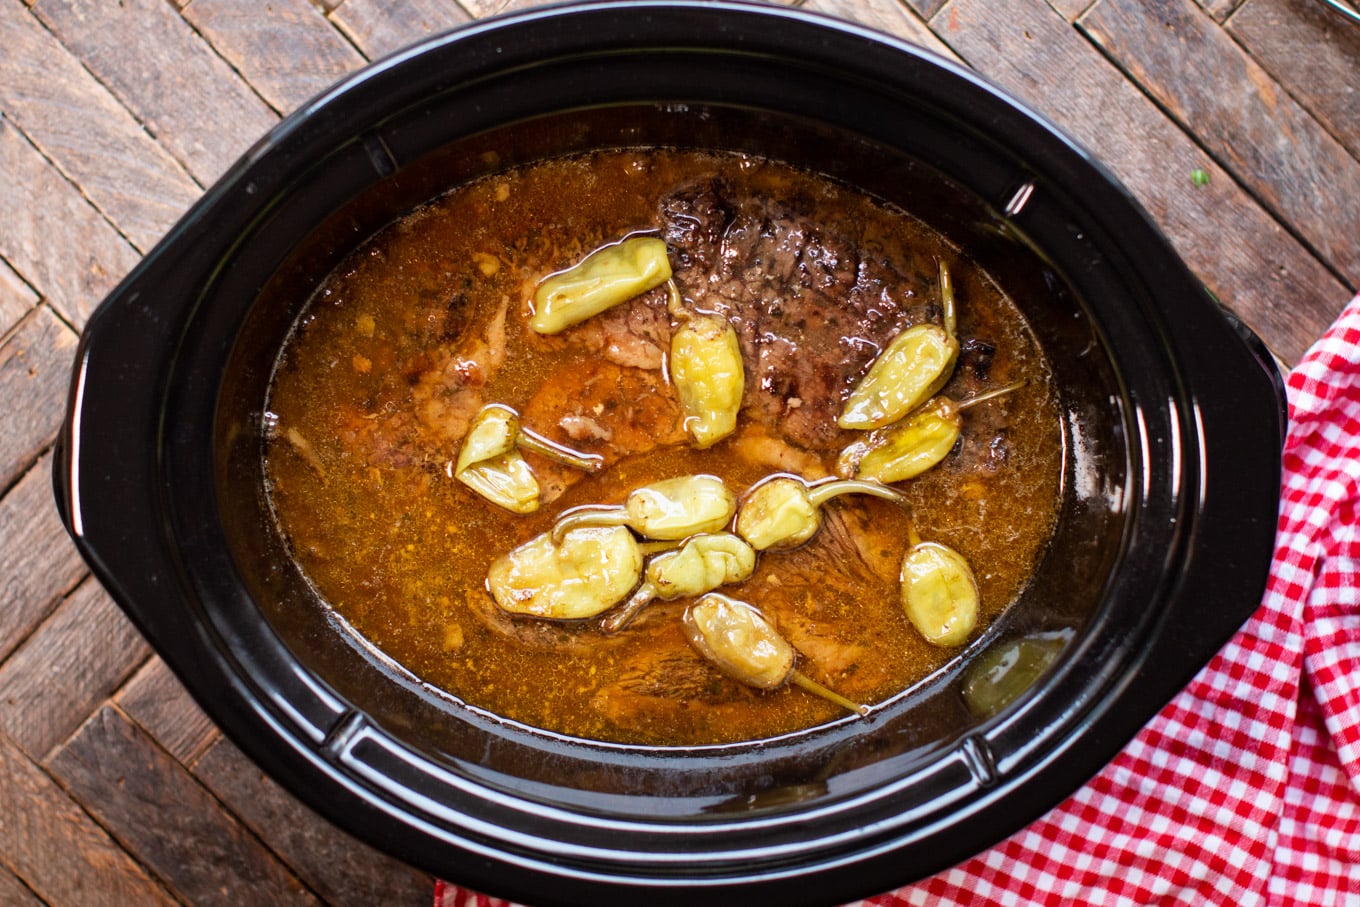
549 506 629 544
516 427 604 473
939 260 957 338
665 278 688 320
790 671 869 717
600 583 659 634
636 539 682 557
806 478 907 509
955 379 1027 412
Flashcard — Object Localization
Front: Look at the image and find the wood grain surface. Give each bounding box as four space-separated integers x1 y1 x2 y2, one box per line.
0 1 201 251
115 657 220 767
182 0 367 113
0 0 1355 904
0 456 88 664
1229 0 1360 160
0 578 149 760
1080 0 1360 284
49 707 320 907
30 0 280 185
0 259 38 332
330 0 469 59
0 114 141 328
0 307 77 491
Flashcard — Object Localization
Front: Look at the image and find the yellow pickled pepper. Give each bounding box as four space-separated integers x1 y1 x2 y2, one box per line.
530 236 672 334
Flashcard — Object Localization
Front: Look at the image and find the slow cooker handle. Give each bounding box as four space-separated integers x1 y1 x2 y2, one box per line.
1102 286 1289 754
1205 289 1289 449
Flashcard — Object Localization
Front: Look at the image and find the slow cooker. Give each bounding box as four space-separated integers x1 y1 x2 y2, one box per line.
53 3 1285 904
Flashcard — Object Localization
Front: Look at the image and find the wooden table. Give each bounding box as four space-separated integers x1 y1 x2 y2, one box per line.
0 0 1356 903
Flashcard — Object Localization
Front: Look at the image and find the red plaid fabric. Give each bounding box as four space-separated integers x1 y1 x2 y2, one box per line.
436 294 1360 907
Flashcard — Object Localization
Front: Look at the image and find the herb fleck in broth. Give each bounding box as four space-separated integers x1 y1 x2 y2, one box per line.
263 149 1063 746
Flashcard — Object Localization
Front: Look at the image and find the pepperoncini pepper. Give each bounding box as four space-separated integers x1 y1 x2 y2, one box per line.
682 593 868 716
836 381 1025 484
734 474 907 551
455 404 603 513
899 528 980 647
530 235 672 334
487 526 643 620
601 532 757 633
550 474 736 543
961 629 1072 718
838 261 960 430
667 281 745 449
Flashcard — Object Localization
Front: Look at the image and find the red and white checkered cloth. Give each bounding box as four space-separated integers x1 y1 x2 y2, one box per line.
436 294 1360 907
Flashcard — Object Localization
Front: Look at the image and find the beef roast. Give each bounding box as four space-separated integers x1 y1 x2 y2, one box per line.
660 179 938 452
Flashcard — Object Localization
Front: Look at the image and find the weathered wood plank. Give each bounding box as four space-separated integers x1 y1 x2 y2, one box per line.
183 0 368 115
929 0 1349 363
194 736 435 907
116 656 221 767
1079 0 1360 286
0 455 88 664
0 115 142 329
804 0 961 57
0 733 179 907
0 258 38 336
0 305 78 492
47 706 321 906
459 0 772 17
0 867 42 906
1044 0 1094 22
454 0 954 61
900 0 952 23
330 0 469 61
1194 0 1244 22
0 577 150 761
1228 0 1360 162
0 2 201 252
31 0 279 187
456 0 563 16
459 0 799 11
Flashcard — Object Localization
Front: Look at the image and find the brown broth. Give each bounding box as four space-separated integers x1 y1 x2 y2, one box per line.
263 149 1063 746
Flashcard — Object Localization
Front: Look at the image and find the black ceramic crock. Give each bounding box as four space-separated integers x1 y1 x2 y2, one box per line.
53 3 1286 905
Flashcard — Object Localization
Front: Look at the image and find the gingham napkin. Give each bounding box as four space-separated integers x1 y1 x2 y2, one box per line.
435 294 1360 907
